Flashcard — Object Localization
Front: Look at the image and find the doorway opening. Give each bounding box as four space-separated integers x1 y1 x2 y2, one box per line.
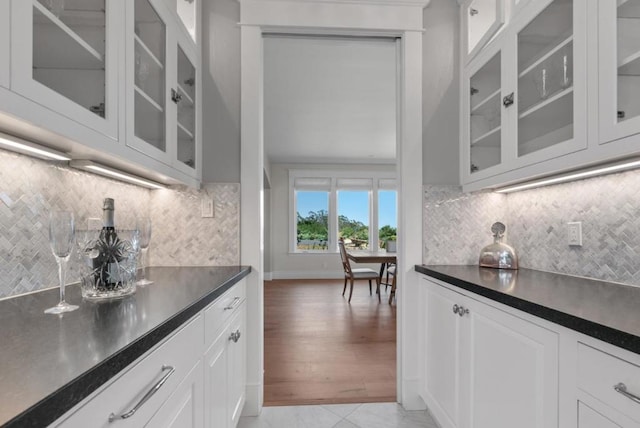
262 34 399 406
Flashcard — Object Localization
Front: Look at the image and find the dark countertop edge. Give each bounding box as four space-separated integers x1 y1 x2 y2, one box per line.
5 266 251 428
415 265 640 355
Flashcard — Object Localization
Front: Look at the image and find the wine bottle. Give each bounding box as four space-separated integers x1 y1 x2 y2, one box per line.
94 198 124 290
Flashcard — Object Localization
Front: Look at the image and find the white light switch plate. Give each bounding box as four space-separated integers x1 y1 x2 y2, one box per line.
201 196 214 218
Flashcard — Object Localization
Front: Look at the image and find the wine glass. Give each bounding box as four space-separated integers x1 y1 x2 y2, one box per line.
136 216 153 286
533 67 549 100
45 211 79 314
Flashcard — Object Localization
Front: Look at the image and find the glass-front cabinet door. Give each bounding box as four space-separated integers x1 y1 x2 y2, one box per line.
467 50 503 179
174 41 198 174
127 0 171 164
512 0 586 165
464 0 505 63
127 0 200 177
165 0 197 42
10 0 119 138
599 0 640 146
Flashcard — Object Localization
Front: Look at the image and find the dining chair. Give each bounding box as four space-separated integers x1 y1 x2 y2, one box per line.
388 265 397 304
384 262 396 291
338 238 381 303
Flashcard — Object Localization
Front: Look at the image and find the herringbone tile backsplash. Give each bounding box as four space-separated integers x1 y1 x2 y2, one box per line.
0 149 240 298
424 168 640 286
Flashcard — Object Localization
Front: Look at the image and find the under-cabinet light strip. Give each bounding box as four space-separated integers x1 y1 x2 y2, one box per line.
494 158 640 193
0 133 71 161
70 160 167 190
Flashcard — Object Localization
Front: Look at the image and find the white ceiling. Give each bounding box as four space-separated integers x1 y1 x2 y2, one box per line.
263 35 397 165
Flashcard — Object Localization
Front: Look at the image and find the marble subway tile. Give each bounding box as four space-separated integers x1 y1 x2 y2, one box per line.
424 167 640 287
0 149 240 298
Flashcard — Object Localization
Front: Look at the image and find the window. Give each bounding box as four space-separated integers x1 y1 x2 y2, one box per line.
338 190 370 249
378 190 397 249
290 170 395 253
296 191 329 251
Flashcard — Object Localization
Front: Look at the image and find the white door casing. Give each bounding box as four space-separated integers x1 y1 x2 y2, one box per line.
240 0 429 415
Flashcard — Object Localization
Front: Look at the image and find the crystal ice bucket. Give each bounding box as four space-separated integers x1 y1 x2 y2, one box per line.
77 229 140 300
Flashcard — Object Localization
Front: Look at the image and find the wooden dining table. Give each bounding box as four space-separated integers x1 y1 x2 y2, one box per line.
346 249 397 283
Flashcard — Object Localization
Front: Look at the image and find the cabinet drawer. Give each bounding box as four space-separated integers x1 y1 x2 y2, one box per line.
578 343 640 423
204 280 246 346
56 315 204 428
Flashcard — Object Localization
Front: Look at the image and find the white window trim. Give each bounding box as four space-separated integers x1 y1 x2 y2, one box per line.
289 169 396 253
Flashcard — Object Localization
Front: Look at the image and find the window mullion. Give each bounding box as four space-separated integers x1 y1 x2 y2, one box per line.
330 178 338 252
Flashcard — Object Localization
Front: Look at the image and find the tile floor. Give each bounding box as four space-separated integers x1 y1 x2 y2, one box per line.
237 402 440 428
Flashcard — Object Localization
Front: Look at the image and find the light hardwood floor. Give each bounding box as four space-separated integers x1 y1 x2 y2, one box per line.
264 279 396 406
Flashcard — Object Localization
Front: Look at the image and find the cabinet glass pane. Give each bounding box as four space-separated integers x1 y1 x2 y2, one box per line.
33 0 106 117
135 0 166 152
617 0 640 124
470 52 501 174
173 0 196 41
517 0 573 157
177 46 196 169
467 0 498 55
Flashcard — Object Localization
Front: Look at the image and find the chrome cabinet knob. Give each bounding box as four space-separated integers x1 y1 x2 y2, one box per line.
458 306 469 317
452 304 459 315
229 330 241 343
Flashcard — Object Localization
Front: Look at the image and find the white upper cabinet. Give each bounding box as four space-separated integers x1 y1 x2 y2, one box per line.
598 0 640 147
173 36 199 176
463 0 505 63
126 0 200 179
509 0 532 18
165 0 198 43
464 44 505 180
462 0 588 187
0 1 10 88
10 0 120 139
127 0 171 164
512 0 586 165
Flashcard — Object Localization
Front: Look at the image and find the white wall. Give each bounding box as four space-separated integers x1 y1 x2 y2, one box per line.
269 163 393 278
263 36 397 164
201 0 241 183
422 0 460 185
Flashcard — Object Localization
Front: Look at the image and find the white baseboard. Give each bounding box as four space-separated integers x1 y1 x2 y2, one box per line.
263 272 273 281
271 270 344 280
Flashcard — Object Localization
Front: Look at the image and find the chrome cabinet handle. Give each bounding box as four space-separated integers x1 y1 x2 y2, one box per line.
224 297 241 311
171 88 182 103
229 330 241 343
453 304 460 315
457 306 469 317
109 365 175 422
614 383 640 405
503 92 514 107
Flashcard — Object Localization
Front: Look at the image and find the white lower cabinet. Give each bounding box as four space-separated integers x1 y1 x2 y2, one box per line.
421 277 559 428
578 402 623 428
53 279 247 428
204 303 247 428
576 343 640 428
421 273 640 428
54 315 204 428
146 360 204 428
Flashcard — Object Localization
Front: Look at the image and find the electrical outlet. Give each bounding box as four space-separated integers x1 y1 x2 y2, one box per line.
568 221 582 246
201 196 214 218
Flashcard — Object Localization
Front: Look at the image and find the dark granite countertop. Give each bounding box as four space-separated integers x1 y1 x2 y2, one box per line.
415 265 640 355
0 266 251 428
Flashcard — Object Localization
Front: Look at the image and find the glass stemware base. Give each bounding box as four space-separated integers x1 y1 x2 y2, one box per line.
44 301 79 314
